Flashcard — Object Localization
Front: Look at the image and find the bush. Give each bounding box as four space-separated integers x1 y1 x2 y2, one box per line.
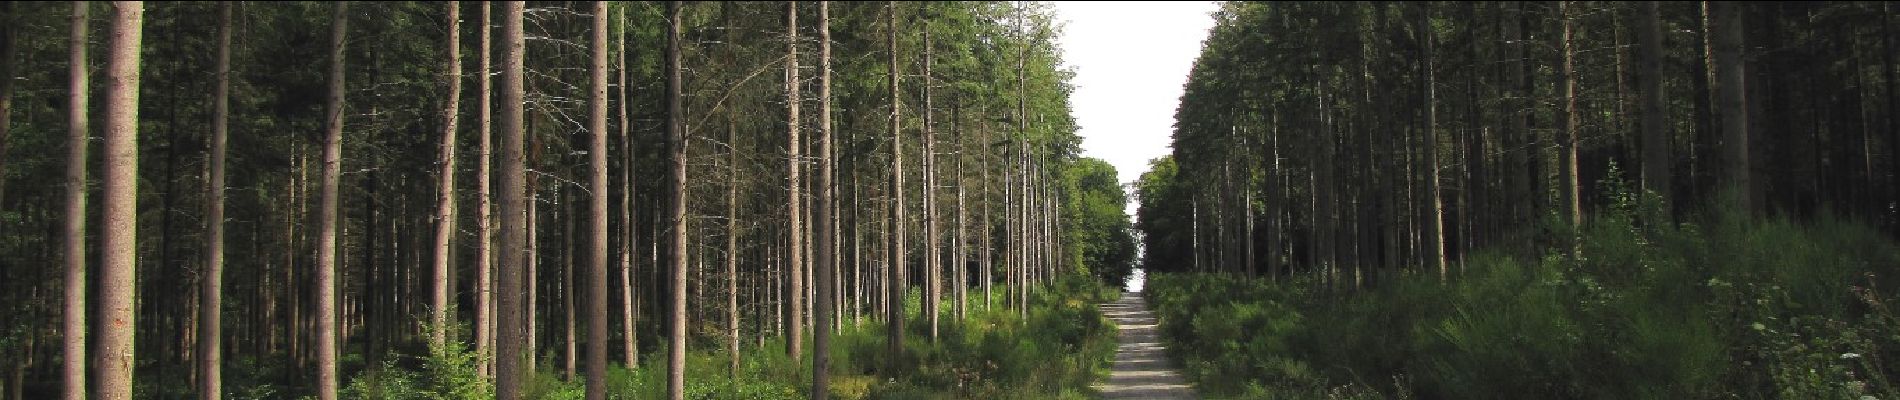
338 322 492 400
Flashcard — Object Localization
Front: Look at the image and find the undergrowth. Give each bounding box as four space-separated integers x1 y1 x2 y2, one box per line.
324 273 1115 400
1148 192 1900 399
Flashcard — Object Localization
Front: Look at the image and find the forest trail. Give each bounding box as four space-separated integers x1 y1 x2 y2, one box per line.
1095 291 1198 399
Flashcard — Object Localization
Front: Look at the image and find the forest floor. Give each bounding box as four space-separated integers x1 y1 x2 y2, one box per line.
1094 291 1197 399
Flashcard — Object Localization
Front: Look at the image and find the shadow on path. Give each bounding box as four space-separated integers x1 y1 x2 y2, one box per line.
1094 291 1197 399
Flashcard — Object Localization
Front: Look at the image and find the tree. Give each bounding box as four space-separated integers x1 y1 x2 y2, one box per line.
431 0 462 349
585 1 610 398
1711 0 1751 212
1636 1 1670 206
97 2 143 399
722 0 740 377
1562 0 1583 241
0 2 17 206
1420 2 1446 277
62 2 90 399
200 2 233 398
812 1 836 397
1507 0 1533 255
922 5 941 342
314 3 347 399
476 0 496 377
885 0 907 362
664 2 687 399
784 0 805 361
496 1 528 398
618 1 638 369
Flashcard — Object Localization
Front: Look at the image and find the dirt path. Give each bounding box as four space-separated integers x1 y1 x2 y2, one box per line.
1094 291 1197 399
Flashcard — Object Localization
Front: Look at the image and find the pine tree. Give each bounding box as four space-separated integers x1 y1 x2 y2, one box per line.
313 3 347 399
496 1 528 397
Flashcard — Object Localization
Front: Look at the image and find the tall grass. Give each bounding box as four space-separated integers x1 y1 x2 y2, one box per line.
1149 196 1900 399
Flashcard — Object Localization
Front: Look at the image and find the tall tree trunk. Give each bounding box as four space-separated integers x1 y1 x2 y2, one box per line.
432 0 463 348
563 193 576 380
585 2 609 397
496 1 528 398
200 2 232 398
1244 154 1255 277
1461 1 1485 263
812 3 835 397
1014 5 1030 316
0 2 18 207
616 2 637 370
922 9 941 342
1420 2 1446 278
476 0 496 377
526 164 538 368
980 118 992 311
1265 113 1281 281
62 3 91 398
722 0 740 377
1710 2 1725 209
784 0 806 361
886 0 907 362
314 4 346 399
1016 141 1030 314
1561 0 1582 255
1507 0 1533 255
1637 1 1671 207
854 182 865 326
1883 3 1897 220
1712 0 1751 213
952 98 967 317
664 2 689 399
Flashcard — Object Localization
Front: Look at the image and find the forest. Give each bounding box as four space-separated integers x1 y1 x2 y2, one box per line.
1138 1 1900 398
0 1 1140 399
20 0 1900 399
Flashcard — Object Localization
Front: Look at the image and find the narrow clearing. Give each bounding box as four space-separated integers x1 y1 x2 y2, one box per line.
1095 291 1197 399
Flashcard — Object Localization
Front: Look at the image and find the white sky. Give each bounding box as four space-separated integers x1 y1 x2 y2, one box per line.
1052 1 1220 290
1052 1 1220 216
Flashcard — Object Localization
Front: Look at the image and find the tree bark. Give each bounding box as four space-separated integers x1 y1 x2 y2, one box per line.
585 1 610 397
721 0 740 378
784 0 805 361
980 118 992 311
665 2 688 398
1637 1 1671 207
922 8 940 342
63 3 90 399
432 0 463 349
1421 2 1446 278
0 2 18 207
886 0 907 362
1508 1 1534 255
952 98 967 317
1015 5 1030 316
200 2 232 398
1561 0 1582 242
476 0 495 377
563 192 576 380
1884 3 1897 218
496 1 528 398
1712 1 1751 213
812 3 835 397
616 2 638 370
313 3 345 399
